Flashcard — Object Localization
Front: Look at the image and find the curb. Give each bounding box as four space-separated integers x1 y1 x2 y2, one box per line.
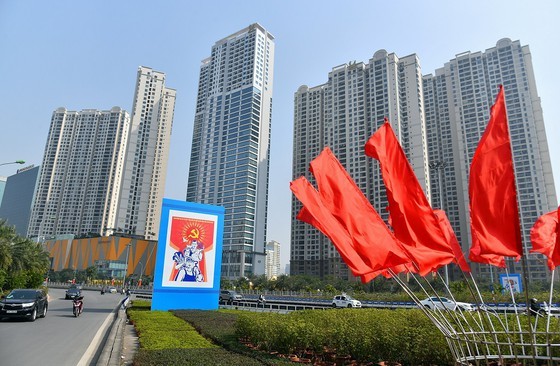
95 306 127 366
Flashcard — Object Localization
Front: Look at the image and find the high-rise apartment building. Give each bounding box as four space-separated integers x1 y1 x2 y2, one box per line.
292 39 557 283
186 23 275 279
114 66 176 240
423 38 557 282
292 51 429 278
28 107 130 239
265 240 281 279
0 165 40 237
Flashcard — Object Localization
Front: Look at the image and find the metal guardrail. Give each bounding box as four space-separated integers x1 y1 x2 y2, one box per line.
45 284 560 315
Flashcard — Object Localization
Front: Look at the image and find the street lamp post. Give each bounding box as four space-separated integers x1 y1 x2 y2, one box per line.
0 160 25 167
429 160 449 286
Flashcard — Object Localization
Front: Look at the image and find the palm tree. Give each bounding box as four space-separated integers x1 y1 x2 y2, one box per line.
0 220 50 290
0 220 15 271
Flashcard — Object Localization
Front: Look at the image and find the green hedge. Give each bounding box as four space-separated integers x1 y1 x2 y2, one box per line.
129 302 290 366
174 309 293 366
235 309 453 365
128 307 217 350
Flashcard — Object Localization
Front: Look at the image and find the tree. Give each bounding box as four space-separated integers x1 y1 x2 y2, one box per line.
85 266 98 283
0 220 50 291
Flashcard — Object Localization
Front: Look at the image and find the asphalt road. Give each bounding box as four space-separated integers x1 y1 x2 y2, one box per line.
0 287 123 366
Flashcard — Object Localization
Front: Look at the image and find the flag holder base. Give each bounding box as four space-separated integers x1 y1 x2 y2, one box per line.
393 269 560 365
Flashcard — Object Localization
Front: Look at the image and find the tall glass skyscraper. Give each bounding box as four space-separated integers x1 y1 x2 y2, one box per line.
0 165 40 237
186 24 275 279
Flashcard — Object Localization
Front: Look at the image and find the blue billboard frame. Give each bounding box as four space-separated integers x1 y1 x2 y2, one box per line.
151 199 224 311
499 273 523 294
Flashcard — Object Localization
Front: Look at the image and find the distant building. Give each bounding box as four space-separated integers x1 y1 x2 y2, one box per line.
423 38 557 282
28 107 131 240
291 39 557 283
115 66 176 241
186 24 275 279
291 51 428 279
43 235 156 280
0 165 39 236
28 67 176 244
265 240 281 279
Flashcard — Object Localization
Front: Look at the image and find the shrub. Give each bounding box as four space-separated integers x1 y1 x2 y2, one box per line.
236 308 454 365
128 307 217 350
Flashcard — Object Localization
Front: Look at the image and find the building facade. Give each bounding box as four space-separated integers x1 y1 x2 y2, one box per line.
114 66 176 241
291 51 429 279
423 38 557 282
0 165 40 237
265 240 281 279
186 23 275 279
292 39 557 283
28 107 130 240
43 235 156 280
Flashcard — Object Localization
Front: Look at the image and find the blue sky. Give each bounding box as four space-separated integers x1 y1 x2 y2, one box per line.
1 1 558 270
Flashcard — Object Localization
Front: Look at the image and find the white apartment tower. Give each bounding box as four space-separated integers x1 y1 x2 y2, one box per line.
28 107 130 239
266 240 281 279
292 51 429 278
423 39 557 282
186 24 275 279
114 66 176 240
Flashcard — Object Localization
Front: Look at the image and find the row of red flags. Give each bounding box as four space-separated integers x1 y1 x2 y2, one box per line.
291 85 559 282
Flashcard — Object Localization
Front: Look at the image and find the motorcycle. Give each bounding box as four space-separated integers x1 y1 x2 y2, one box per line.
72 295 84 317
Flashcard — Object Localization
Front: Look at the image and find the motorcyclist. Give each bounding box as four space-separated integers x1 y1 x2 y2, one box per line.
530 298 541 316
73 294 84 316
258 294 266 307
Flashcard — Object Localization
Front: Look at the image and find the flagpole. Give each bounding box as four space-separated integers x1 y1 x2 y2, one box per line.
430 160 449 285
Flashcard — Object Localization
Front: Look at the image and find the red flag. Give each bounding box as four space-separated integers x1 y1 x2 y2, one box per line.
309 148 411 272
433 210 471 272
468 85 523 264
364 119 455 275
290 177 377 278
530 207 560 271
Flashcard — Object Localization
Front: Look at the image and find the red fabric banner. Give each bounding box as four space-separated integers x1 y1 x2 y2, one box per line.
468 85 523 265
290 176 377 279
530 207 560 271
364 119 455 275
309 147 410 273
433 210 471 272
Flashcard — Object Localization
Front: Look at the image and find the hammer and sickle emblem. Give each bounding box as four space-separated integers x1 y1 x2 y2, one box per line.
188 228 200 239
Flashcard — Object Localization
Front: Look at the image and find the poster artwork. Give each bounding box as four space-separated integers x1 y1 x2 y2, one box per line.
164 214 216 287
499 273 522 294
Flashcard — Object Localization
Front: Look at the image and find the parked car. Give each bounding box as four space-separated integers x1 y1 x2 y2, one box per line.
65 285 82 299
0 289 48 321
219 290 243 304
420 296 474 311
332 294 362 308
